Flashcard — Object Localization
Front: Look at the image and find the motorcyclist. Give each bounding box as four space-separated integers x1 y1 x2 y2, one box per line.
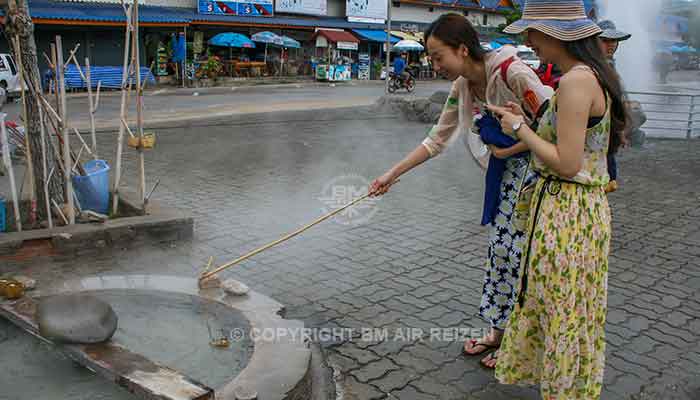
393 53 409 85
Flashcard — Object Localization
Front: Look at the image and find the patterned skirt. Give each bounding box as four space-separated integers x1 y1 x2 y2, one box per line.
496 177 611 400
478 157 534 330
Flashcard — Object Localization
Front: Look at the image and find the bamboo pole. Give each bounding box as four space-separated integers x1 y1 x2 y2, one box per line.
11 35 36 226
85 58 98 159
38 106 53 228
55 36 75 224
0 113 21 232
63 52 100 160
199 180 399 282
112 3 133 215
133 0 146 211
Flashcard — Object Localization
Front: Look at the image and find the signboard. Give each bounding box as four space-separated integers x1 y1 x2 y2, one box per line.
346 0 387 21
358 52 370 80
198 0 273 16
276 0 327 16
337 41 359 50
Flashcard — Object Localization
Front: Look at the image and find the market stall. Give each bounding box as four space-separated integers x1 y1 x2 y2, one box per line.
351 29 400 80
312 29 360 82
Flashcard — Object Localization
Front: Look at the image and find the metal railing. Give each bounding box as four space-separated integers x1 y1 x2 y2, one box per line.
626 91 699 139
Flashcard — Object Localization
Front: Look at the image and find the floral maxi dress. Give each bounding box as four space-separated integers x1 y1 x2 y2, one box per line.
495 90 612 400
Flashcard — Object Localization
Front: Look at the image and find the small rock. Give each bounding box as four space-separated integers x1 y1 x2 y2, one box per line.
37 294 118 344
233 385 258 400
193 92 200 96
429 90 449 105
12 275 35 290
221 279 249 296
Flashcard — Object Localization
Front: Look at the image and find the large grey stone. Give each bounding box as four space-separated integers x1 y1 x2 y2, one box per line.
429 90 449 105
37 294 118 344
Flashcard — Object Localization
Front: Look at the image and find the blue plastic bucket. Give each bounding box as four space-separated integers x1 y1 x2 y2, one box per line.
0 195 6 232
72 159 110 214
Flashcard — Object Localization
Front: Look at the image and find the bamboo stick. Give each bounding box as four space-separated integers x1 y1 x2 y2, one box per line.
51 198 68 226
120 117 136 138
12 35 36 226
38 106 53 228
141 60 154 92
0 113 21 232
199 180 399 282
72 127 94 157
63 43 80 69
133 0 146 211
85 58 98 159
55 36 75 224
112 3 133 215
63 51 99 160
51 44 60 110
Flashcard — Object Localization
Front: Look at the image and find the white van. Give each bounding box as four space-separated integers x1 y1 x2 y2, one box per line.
516 45 541 70
0 53 21 98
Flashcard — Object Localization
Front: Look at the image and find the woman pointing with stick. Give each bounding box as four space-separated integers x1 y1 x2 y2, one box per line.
369 13 552 369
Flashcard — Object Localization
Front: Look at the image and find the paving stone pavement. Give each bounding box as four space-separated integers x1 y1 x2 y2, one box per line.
1 107 699 400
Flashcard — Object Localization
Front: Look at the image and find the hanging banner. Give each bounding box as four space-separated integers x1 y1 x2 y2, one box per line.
346 0 387 21
198 0 273 16
276 0 327 16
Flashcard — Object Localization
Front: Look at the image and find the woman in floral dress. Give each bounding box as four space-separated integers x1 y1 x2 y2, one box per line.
487 0 628 398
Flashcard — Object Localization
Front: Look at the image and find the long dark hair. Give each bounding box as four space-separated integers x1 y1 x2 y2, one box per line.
564 37 628 154
424 13 485 61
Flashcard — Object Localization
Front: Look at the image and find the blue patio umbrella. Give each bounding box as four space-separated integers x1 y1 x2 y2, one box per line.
252 31 284 62
279 35 301 49
208 33 256 49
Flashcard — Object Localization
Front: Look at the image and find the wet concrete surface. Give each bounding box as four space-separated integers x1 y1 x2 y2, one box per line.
0 105 699 399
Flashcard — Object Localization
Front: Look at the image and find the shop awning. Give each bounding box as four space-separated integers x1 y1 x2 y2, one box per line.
313 29 360 44
391 31 422 42
352 29 399 44
313 29 360 50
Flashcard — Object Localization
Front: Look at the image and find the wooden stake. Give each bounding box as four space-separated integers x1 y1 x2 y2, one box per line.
55 36 75 225
112 3 133 215
0 113 21 232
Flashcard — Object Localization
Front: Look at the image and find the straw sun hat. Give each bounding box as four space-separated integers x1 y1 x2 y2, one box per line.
504 0 602 41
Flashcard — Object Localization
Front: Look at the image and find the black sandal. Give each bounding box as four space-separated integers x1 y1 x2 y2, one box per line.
463 338 499 356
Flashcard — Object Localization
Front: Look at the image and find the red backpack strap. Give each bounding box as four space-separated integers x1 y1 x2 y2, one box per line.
497 56 516 91
544 63 553 82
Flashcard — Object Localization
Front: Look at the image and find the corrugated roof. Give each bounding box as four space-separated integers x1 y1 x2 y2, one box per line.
28 0 191 23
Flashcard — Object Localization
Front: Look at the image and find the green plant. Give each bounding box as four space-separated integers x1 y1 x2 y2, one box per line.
196 55 223 79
